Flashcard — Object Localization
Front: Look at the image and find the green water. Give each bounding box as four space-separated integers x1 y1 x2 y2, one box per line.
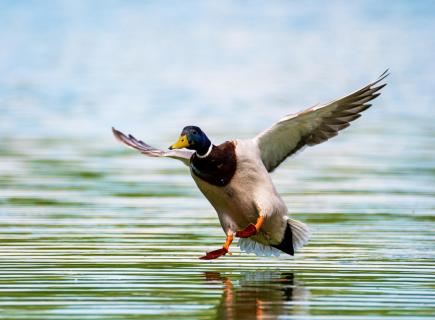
0 120 434 319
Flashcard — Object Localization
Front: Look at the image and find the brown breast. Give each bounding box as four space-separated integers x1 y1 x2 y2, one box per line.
190 141 237 187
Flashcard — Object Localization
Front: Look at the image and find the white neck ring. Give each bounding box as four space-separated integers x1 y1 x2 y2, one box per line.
196 144 213 158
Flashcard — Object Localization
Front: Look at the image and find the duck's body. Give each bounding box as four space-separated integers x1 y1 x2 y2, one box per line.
112 70 388 259
191 140 288 247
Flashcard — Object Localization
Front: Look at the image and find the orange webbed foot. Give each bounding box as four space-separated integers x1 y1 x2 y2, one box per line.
199 247 228 260
235 223 258 238
236 216 265 238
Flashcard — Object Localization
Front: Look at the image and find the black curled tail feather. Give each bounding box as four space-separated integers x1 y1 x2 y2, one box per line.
272 223 294 256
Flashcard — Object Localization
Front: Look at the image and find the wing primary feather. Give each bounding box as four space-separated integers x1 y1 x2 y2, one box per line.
318 125 337 134
254 71 389 172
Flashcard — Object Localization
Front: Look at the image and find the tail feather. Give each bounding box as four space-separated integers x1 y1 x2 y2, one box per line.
238 218 311 257
288 218 311 252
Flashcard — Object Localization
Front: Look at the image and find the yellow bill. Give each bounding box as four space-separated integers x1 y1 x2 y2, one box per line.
169 135 190 149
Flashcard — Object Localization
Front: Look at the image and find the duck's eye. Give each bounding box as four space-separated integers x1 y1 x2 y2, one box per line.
193 131 197 135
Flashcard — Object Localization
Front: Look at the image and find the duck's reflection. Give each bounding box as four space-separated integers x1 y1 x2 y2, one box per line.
205 271 309 319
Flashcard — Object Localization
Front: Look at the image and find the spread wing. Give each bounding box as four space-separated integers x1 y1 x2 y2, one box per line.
112 127 193 166
254 70 389 172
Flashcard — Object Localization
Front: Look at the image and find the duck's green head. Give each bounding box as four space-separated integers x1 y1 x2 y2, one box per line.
169 126 212 156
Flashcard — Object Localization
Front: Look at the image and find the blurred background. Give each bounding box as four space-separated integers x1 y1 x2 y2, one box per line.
0 1 434 319
1 0 434 139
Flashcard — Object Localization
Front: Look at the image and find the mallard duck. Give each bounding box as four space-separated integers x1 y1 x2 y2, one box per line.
112 70 388 260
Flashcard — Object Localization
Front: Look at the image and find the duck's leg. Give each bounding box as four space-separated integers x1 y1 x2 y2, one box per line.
236 216 265 238
199 232 233 260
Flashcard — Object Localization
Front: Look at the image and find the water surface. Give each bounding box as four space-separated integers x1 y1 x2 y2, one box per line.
0 126 434 319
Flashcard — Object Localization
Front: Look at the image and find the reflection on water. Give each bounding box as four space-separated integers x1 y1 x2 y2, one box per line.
205 271 309 319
